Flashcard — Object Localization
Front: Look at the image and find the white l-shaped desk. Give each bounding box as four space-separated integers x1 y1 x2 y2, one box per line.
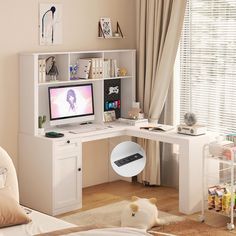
19 122 210 216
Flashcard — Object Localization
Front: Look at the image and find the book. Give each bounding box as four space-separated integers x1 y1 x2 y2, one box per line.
38 59 46 83
38 59 42 83
113 59 118 77
89 58 96 79
118 118 148 126
94 58 103 78
110 59 117 77
98 58 103 78
42 59 46 82
140 124 174 132
77 59 91 79
103 59 110 78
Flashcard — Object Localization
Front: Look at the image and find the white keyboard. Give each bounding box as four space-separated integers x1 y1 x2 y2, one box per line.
68 124 107 134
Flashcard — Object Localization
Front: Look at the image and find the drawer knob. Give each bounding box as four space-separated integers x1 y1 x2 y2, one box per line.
78 168 81 172
67 140 70 144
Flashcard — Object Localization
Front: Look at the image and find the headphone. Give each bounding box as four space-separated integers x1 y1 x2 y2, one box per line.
42 6 56 43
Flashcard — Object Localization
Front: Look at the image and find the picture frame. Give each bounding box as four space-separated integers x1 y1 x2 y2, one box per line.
100 18 113 38
104 110 116 122
39 3 62 45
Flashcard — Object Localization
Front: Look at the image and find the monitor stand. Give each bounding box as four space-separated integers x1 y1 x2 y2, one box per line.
55 123 81 131
56 121 95 128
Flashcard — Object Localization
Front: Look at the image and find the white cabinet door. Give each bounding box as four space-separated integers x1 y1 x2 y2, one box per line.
54 139 82 210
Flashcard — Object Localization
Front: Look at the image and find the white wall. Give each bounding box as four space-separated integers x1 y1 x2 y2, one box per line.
0 0 136 167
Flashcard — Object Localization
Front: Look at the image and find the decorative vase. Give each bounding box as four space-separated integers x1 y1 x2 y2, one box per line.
38 128 45 135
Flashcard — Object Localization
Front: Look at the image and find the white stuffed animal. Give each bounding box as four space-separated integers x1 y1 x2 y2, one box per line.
121 196 165 230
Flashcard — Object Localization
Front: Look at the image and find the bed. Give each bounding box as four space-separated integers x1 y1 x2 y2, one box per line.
0 208 75 236
36 227 159 236
0 211 161 236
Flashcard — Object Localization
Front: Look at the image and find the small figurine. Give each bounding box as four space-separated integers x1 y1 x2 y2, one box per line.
46 56 59 81
128 108 141 120
119 68 127 76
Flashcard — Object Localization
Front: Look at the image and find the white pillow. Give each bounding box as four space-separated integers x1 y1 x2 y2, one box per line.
0 167 7 189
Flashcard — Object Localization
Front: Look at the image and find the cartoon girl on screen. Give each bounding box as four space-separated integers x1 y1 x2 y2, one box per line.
66 89 78 113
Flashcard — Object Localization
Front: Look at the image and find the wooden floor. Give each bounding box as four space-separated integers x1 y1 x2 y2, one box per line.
58 180 236 233
59 180 182 217
83 180 180 214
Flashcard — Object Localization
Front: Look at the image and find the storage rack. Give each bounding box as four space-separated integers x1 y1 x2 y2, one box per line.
201 144 235 230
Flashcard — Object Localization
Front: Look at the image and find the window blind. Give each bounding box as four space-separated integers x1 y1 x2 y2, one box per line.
180 0 236 134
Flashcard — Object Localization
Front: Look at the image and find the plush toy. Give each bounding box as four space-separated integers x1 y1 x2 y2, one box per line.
121 196 165 230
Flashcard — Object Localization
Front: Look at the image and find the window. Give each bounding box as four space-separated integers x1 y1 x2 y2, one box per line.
179 0 236 134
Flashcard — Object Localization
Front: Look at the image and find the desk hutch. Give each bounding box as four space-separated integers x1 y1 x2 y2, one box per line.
19 50 136 215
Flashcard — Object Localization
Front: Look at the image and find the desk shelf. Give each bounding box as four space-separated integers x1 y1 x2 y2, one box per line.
38 76 133 86
20 49 136 136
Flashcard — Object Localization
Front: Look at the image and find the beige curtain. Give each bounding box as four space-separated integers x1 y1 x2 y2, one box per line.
159 77 179 187
136 0 186 185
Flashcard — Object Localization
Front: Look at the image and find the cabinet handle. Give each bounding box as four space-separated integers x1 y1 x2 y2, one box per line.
67 140 70 144
78 168 81 172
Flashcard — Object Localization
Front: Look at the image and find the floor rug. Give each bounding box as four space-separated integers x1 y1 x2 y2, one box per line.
152 219 234 236
60 200 183 227
60 201 236 235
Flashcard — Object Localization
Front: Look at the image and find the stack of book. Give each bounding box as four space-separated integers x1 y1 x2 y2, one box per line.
77 59 91 79
38 59 46 83
77 58 119 79
76 58 103 79
103 58 118 78
89 58 103 79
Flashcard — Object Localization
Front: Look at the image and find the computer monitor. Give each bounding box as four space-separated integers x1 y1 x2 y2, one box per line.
48 83 95 126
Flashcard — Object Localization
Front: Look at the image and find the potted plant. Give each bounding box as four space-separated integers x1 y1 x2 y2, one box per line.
38 115 46 135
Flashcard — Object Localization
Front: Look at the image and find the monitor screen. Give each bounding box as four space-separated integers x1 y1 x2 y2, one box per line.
48 84 94 123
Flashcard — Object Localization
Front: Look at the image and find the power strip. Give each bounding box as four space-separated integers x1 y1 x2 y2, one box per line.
114 153 143 167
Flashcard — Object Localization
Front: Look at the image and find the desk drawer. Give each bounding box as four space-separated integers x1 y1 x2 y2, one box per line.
54 139 80 156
